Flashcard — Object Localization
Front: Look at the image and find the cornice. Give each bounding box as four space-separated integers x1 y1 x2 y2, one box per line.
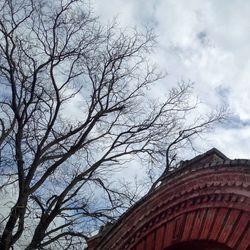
95 161 250 250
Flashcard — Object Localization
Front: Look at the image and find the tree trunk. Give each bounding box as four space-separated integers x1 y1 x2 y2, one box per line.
0 197 28 250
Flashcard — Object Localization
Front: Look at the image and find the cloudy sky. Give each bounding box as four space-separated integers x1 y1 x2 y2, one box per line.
93 0 250 159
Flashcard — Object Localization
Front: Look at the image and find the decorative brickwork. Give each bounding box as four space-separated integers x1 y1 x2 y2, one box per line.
87 149 250 250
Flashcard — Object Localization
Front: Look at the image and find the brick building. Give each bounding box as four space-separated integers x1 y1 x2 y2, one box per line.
87 148 250 250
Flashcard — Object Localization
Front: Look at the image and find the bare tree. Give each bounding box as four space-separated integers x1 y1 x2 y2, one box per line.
0 0 225 249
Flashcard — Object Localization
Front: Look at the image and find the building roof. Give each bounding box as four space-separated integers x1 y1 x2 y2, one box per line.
87 148 250 250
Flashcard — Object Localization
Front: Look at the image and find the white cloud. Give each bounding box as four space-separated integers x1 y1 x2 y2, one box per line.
92 0 250 159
